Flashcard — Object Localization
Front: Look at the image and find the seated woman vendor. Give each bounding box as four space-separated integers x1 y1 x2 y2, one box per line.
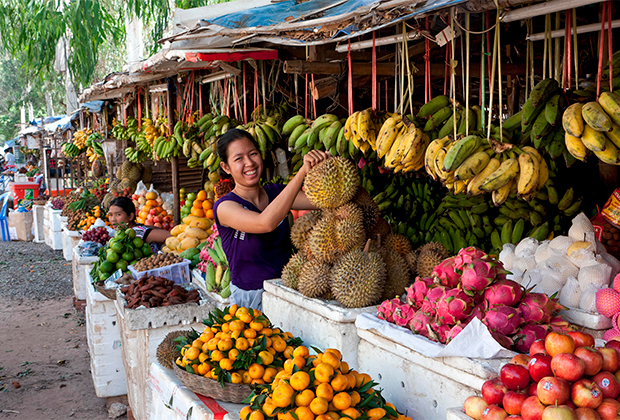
108 196 171 251
213 129 328 310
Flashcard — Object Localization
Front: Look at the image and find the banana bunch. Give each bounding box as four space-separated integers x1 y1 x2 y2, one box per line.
110 117 139 142
250 103 289 127
61 142 82 158
86 132 104 157
204 237 231 298
344 108 400 155
239 116 281 159
141 117 160 146
124 146 149 163
196 114 241 172
563 91 620 165
417 95 486 141
376 115 429 172
71 128 92 150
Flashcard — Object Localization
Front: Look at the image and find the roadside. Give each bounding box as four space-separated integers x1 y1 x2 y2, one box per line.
0 241 126 419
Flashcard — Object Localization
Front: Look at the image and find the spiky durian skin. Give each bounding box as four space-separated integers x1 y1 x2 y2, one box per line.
290 210 322 250
415 242 449 277
281 252 308 290
384 233 413 257
307 214 338 263
304 157 359 209
405 249 420 277
418 241 449 259
352 188 380 235
157 330 193 369
379 248 411 301
330 249 386 308
333 203 366 254
297 259 332 298
367 217 392 241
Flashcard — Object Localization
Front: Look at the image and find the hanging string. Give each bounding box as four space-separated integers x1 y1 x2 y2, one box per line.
465 12 471 135
233 75 239 121
480 13 486 128
254 66 259 113
372 32 377 111
137 87 142 129
311 74 317 119
563 10 571 90
486 12 492 81
608 0 613 92
305 75 308 119
597 2 607 98
425 17 431 102
198 74 203 118
444 42 450 96
348 39 353 115
573 11 578 90
450 10 457 139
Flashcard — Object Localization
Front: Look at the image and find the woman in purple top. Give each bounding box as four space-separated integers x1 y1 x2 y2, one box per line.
213 128 328 310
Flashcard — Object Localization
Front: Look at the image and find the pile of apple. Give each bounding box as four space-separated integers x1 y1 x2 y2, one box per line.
464 331 620 420
133 189 174 230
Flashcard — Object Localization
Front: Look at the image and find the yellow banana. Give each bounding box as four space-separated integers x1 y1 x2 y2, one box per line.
581 125 607 152
606 122 620 149
492 179 513 206
454 180 467 195
376 118 403 158
468 158 501 196
424 136 452 180
593 138 620 165
479 158 520 192
384 125 407 165
562 103 585 138
582 101 613 132
357 108 373 145
387 126 418 168
517 151 540 197
599 92 620 126
454 150 490 181
565 132 589 161
344 111 359 143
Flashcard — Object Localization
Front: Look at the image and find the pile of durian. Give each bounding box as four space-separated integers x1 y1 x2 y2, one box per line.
281 157 449 308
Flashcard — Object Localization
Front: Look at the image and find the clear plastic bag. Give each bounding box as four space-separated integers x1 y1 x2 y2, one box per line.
538 255 579 283
161 192 174 214
515 237 539 257
559 276 582 309
580 283 599 313
77 240 103 257
568 212 595 241
578 260 612 289
135 180 148 197
499 244 516 271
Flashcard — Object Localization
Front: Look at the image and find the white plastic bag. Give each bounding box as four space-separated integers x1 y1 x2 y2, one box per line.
538 255 579 283
568 212 595 241
578 261 612 289
499 244 516 271
514 255 537 273
515 237 540 257
521 269 544 289
548 236 576 254
600 251 620 280
559 276 582 309
535 241 552 264
569 248 598 268
579 283 599 313
531 269 564 296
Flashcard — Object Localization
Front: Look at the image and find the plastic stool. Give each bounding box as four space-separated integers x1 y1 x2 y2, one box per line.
0 192 10 241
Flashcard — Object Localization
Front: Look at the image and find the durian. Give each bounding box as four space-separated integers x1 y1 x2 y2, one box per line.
109 179 121 193
282 252 308 290
120 178 137 192
142 165 153 183
156 330 193 369
384 233 412 257
405 249 420 277
333 203 366 254
127 165 142 182
352 188 380 235
330 249 386 308
92 159 104 178
307 214 338 263
304 157 359 209
121 160 133 177
297 259 332 298
290 211 322 250
102 193 115 210
416 242 449 277
115 166 123 179
380 248 411 301
368 217 391 240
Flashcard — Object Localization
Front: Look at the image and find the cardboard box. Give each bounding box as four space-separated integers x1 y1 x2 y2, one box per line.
8 211 33 241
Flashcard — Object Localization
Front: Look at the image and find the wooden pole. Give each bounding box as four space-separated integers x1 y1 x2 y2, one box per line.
167 79 181 225
283 60 396 76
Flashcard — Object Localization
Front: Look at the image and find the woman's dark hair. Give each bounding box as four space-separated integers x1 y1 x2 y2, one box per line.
216 128 260 179
109 196 136 220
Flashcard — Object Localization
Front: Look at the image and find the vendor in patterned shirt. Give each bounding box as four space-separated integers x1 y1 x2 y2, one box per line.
108 196 171 251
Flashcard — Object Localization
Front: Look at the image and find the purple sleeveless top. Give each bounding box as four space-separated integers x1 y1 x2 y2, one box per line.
213 184 291 291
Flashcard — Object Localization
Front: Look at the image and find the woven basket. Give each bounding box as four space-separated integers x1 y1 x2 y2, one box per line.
94 283 118 300
173 363 252 403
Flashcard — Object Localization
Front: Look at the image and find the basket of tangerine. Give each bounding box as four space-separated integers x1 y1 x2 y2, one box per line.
173 305 303 403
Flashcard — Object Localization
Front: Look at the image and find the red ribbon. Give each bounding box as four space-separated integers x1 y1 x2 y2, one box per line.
305 74 308 119
198 73 203 117
311 74 317 119
243 62 247 123
348 39 353 115
608 1 613 92
233 75 239 121
137 87 142 129
425 17 431 103
563 9 571 91
372 32 377 111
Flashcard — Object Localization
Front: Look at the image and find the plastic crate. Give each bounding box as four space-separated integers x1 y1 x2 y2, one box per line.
128 259 192 284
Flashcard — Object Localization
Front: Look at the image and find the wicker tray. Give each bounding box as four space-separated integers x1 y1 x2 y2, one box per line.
94 283 118 300
173 363 253 403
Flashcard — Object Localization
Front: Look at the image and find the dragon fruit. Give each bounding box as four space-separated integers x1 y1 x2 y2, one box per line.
483 306 523 336
446 323 465 343
491 332 514 350
421 286 446 316
409 310 433 337
464 303 485 323
454 247 488 271
428 321 452 344
461 259 498 294
549 316 571 333
437 288 474 324
512 324 550 353
393 305 416 327
405 277 433 308
484 279 524 308
377 298 405 323
432 257 460 288
518 292 565 324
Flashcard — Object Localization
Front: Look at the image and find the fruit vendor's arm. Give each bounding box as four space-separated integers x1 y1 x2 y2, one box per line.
144 227 172 244
218 151 328 234
290 191 320 211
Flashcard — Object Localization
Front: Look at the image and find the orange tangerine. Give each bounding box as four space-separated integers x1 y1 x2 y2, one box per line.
272 383 295 408
283 346 294 359
321 352 341 370
206 209 214 219
324 349 342 360
218 338 233 351
263 367 277 383
202 199 213 210
207 337 220 351
311 354 323 367
315 383 334 401
198 352 209 363
238 313 252 323
240 406 252 420
197 190 207 201
197 363 210 375
221 322 231 332
248 363 265 379
192 200 203 209
251 378 265 385
191 208 204 217
332 392 351 411
230 372 243 384
295 389 315 407
293 346 310 358
228 304 239 316
272 337 287 352
314 363 334 383
331 373 349 392
264 336 273 348
295 406 316 420
244 328 257 339
263 401 277 417
199 330 214 342
250 320 264 331
366 408 387 420
355 372 372 388
219 358 233 370
277 411 296 420
229 320 245 331
259 350 274 365
325 412 340 420
350 391 361 407
316 416 332 420
344 373 356 389
220 332 232 340
210 350 224 362
267 347 276 355
260 328 273 337
309 397 329 415
249 411 264 420
192 339 204 349
231 330 242 340
340 408 360 419
290 371 311 391
185 347 200 360
339 361 350 374
247 338 256 347
228 348 240 361
235 337 249 351
242 371 252 384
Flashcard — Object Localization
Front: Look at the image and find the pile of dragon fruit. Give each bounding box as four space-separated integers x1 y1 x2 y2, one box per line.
378 246 568 352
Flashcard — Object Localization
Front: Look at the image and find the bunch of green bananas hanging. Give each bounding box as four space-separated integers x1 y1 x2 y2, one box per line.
110 117 139 142
563 91 620 164
86 132 104 157
375 115 429 172
61 142 82 157
251 103 289 126
196 114 242 172
124 146 149 163
239 116 281 159
602 51 620 91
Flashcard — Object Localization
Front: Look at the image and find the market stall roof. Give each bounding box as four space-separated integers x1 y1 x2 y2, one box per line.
164 0 467 48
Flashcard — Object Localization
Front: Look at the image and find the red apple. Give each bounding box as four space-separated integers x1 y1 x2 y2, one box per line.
162 222 170 230
482 404 508 420
502 364 531 391
483 378 509 405
605 341 620 354
591 372 620 399
154 222 162 228
551 353 586 382
531 339 548 356
574 348 604 377
146 214 154 222
465 396 489 420
574 407 602 420
507 416 524 420
546 332 576 357
598 348 620 373
152 216 161 224
542 405 577 420
596 398 620 420
572 378 603 409
569 332 596 349
144 220 154 226
538 376 571 405
512 354 532 368
529 383 539 397
504 391 529 415
530 353 554 383
522 396 546 420
163 215 172 223
149 208 158 215
566 401 577 410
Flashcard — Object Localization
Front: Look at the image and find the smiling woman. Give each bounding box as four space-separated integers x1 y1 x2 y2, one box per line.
213 129 328 309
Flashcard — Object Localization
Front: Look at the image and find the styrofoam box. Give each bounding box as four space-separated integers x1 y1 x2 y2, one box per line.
44 226 63 250
561 307 612 330
191 269 230 309
262 279 376 369
115 294 218 420
62 228 81 261
85 281 127 398
446 408 473 420
32 205 45 243
72 247 97 301
150 362 245 420
355 325 508 420
45 207 64 231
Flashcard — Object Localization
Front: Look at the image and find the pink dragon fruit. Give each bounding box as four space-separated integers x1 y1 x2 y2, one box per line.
518 293 565 324
483 306 523 336
405 277 433 308
446 323 465 343
491 332 514 350
454 247 488 271
549 316 571 333
461 259 498 294
464 303 485 323
432 257 461 288
421 286 446 316
437 288 474 324
512 324 550 353
393 305 416 327
484 279 524 308
409 310 434 337
428 321 452 344
377 298 405 323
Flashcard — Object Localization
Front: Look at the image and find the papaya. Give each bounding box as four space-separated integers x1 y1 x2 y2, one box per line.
189 217 210 230
170 224 188 236
165 237 181 249
179 237 200 251
184 227 208 239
